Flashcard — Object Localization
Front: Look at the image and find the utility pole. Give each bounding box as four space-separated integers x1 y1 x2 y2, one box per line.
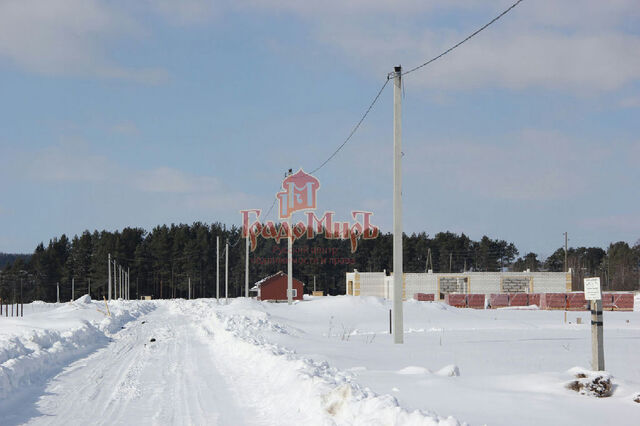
392 65 403 344
287 216 293 305
564 232 568 273
71 277 74 302
113 260 117 300
216 236 220 301
313 275 316 293
188 276 191 300
449 253 453 273
88 278 90 298
57 282 60 303
127 267 130 300
245 231 249 297
108 253 112 301
225 240 229 303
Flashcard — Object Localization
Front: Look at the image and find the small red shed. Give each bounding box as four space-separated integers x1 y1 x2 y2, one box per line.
251 271 304 302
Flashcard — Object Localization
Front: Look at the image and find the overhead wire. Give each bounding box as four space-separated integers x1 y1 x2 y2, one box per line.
402 0 525 76
306 0 525 175
309 77 390 175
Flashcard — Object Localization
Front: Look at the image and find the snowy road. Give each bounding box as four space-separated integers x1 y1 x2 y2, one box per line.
16 303 259 426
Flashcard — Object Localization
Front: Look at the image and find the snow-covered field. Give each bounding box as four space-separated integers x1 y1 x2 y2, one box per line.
1 295 638 425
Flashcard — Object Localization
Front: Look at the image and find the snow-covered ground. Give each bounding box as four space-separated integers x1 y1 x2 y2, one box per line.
1 295 638 425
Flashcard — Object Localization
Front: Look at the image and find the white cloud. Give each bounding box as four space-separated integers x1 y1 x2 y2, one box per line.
0 0 167 83
579 214 640 234
147 0 218 25
20 142 254 213
134 167 221 193
111 121 140 136
619 96 640 108
26 141 114 183
242 0 640 94
402 129 609 201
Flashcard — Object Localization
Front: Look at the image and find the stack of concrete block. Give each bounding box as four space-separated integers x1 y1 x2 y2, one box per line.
489 294 509 308
467 294 485 309
413 293 435 302
509 293 529 307
540 293 567 310
444 294 467 308
565 292 588 311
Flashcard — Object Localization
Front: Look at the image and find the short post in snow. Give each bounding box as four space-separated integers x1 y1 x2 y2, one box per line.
584 277 605 371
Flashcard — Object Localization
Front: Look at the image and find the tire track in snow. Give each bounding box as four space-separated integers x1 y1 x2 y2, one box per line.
23 303 259 426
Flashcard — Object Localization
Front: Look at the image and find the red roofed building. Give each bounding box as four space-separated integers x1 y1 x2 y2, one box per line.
250 271 304 301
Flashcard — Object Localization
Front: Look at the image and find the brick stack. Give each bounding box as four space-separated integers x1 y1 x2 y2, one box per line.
467 294 485 309
540 293 567 310
528 293 541 307
611 293 634 311
413 293 435 302
445 294 467 308
565 292 588 311
601 293 615 310
489 294 509 309
509 293 528 307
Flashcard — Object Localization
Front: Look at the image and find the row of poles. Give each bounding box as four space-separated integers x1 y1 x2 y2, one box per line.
105 235 237 303
107 254 130 301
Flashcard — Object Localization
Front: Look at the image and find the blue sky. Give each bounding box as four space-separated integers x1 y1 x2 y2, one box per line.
1 0 639 257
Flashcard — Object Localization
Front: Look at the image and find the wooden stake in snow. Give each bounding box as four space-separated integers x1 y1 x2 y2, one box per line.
103 296 111 317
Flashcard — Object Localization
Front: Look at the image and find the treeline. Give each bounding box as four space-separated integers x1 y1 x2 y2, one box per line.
1 223 638 303
0 253 31 269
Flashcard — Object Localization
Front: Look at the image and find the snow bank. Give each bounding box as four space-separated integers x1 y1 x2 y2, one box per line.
192 300 460 426
0 299 155 402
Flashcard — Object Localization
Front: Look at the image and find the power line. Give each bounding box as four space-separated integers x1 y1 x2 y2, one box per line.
403 0 525 76
309 78 390 175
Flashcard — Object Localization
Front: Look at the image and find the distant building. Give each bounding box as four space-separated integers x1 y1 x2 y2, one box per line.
251 271 304 302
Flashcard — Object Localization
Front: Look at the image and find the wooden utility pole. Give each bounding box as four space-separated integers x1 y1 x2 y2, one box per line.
564 232 568 272
392 65 403 344
216 236 220 301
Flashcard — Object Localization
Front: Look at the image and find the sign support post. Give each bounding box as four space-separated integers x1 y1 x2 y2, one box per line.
585 277 605 371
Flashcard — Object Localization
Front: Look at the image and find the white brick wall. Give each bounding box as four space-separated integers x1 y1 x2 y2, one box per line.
346 270 570 300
